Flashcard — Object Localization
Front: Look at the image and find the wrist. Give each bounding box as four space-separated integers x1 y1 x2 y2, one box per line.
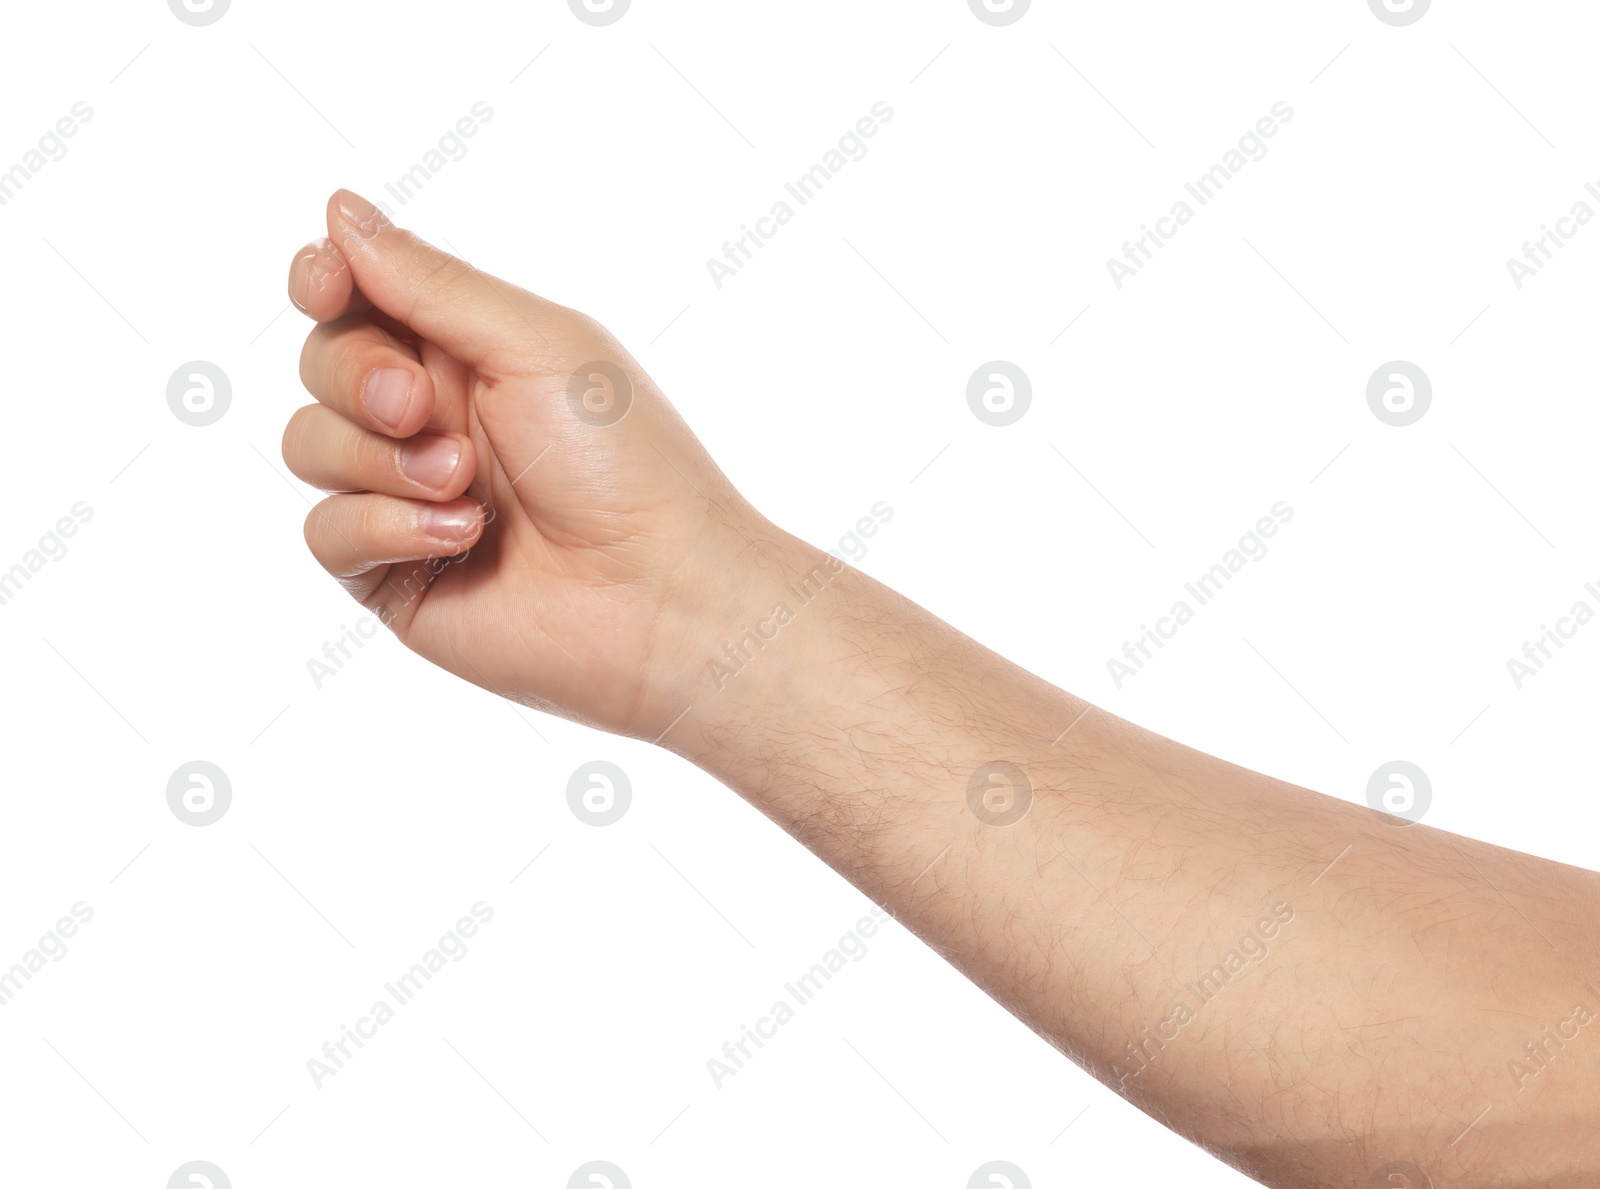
661 525 1093 818
657 525 861 761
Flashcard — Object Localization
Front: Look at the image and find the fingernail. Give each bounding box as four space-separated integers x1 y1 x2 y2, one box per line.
424 503 481 540
335 189 390 242
364 368 412 430
400 436 462 489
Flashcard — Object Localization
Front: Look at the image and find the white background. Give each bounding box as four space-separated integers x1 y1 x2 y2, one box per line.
2 0 1596 1185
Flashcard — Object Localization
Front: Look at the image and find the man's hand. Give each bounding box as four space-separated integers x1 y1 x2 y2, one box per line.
282 190 766 738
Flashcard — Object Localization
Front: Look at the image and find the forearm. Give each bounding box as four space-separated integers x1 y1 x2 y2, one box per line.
671 528 1600 1187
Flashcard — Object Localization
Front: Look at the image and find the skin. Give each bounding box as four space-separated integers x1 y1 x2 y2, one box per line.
284 190 1600 1188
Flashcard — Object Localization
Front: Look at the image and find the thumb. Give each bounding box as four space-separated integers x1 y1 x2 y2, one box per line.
324 189 555 371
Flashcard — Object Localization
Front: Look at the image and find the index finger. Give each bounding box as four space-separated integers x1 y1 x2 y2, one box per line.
288 235 372 323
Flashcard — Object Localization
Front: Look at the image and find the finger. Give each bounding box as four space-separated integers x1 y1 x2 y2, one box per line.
303 493 484 582
282 405 475 500
289 237 418 342
324 189 561 374
289 237 370 323
299 315 436 437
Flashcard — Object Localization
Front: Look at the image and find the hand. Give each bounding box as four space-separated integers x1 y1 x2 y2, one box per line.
281 190 771 738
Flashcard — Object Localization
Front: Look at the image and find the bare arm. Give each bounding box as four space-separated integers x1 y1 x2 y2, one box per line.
284 193 1600 1189
673 526 1600 1187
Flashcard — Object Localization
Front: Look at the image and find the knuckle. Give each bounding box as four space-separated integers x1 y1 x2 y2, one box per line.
354 496 408 542
302 501 334 551
298 322 345 394
297 333 319 391
280 406 319 473
344 341 386 395
366 432 409 487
